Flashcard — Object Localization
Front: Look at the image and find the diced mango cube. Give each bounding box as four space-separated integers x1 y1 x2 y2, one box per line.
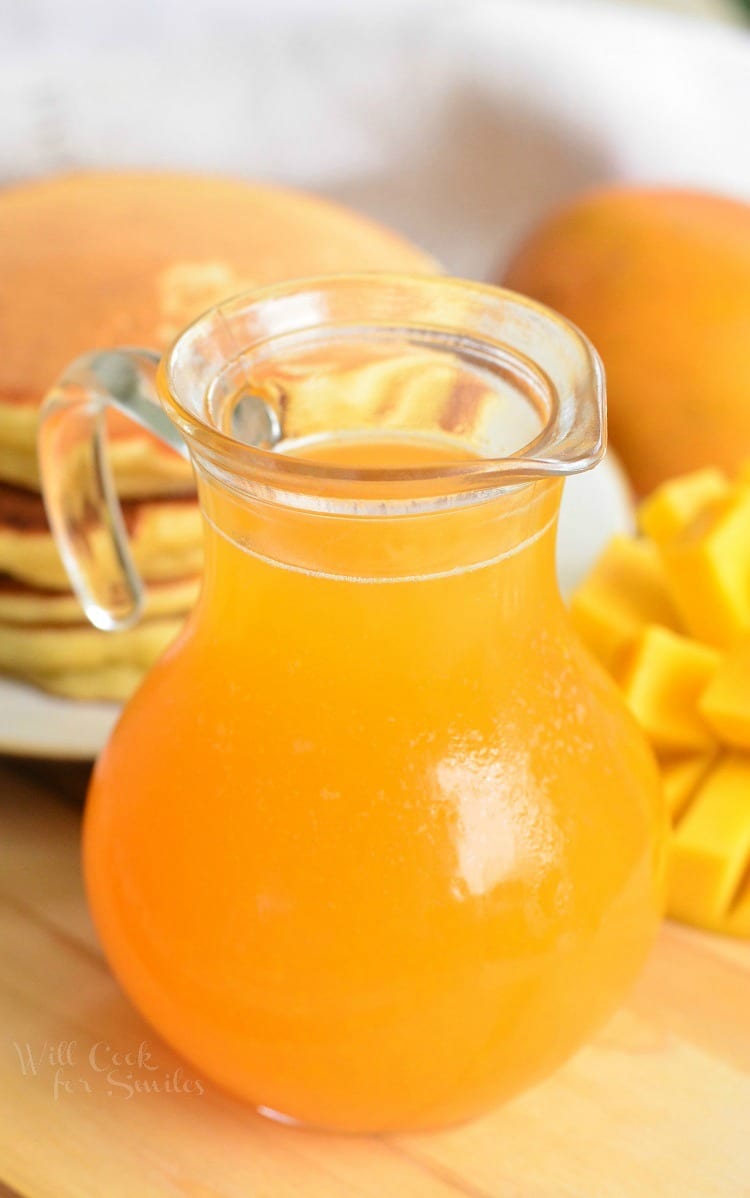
699 636 750 749
669 754 750 928
570 536 681 674
621 626 720 752
639 468 729 544
661 491 750 648
570 589 639 675
660 754 716 820
571 462 750 937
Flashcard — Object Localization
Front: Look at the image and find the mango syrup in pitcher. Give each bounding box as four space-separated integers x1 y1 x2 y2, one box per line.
83 330 665 1131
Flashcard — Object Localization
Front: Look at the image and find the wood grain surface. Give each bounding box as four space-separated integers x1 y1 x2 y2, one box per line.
1 759 748 1198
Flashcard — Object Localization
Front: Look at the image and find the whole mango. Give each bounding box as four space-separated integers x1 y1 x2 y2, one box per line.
502 188 750 496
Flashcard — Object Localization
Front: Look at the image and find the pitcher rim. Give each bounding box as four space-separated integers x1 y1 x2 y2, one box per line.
157 271 606 498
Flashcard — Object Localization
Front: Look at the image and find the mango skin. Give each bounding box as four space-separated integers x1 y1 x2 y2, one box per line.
502 188 750 496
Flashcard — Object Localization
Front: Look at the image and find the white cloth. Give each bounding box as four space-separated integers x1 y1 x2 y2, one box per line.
2 0 749 276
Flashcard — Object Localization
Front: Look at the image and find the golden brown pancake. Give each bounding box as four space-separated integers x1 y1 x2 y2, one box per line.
245 344 496 444
0 171 436 701
0 171 438 495
0 481 202 590
0 572 200 625
0 615 182 701
0 435 192 496
23 664 152 702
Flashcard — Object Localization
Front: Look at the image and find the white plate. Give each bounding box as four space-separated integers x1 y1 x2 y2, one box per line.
0 676 120 760
0 457 632 760
0 0 748 758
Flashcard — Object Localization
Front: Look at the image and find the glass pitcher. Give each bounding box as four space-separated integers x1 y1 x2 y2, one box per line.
39 274 665 1132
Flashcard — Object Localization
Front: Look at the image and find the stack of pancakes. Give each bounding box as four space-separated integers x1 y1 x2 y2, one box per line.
0 172 435 700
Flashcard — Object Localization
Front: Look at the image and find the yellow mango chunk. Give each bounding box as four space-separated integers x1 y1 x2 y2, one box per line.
570 589 638 676
639 467 729 544
699 636 750 749
570 536 680 674
621 626 720 752
660 754 716 820
669 754 750 928
661 491 750 647
573 460 750 937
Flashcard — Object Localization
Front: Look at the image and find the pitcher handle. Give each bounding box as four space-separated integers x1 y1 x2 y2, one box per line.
38 349 190 632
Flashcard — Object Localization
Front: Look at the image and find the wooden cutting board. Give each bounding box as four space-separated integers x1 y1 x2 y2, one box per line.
1 759 748 1198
